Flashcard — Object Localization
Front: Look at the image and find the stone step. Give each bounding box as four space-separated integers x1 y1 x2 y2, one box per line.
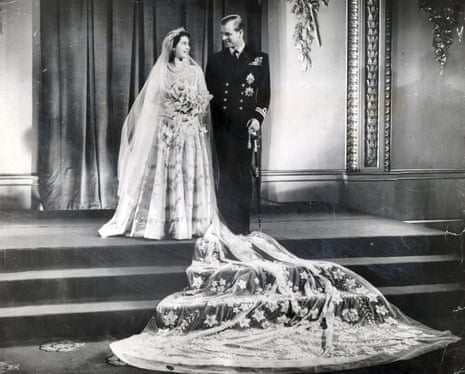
0 243 194 272
0 284 462 347
0 255 461 308
0 266 188 307
0 300 156 347
1 235 461 273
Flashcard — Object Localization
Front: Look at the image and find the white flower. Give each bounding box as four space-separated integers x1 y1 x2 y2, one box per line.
192 276 203 289
332 292 343 304
253 278 260 285
238 318 250 328
299 271 309 280
344 278 357 290
376 305 389 316
333 268 345 280
204 313 218 327
219 278 227 287
252 309 266 322
367 293 379 302
233 306 241 314
341 308 360 323
163 311 178 327
246 73 255 84
241 303 253 311
237 279 247 290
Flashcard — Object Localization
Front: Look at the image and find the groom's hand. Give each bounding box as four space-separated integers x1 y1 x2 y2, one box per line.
247 119 260 136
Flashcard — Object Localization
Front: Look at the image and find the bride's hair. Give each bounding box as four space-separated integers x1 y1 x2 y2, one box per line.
169 30 191 62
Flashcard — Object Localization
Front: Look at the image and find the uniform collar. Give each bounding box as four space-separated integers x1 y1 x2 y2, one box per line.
229 43 245 56
224 44 252 59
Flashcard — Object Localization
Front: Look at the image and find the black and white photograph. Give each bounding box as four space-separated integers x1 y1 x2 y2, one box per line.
0 0 464 373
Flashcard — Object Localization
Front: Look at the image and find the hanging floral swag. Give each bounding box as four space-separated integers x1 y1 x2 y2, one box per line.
419 0 465 74
288 0 329 71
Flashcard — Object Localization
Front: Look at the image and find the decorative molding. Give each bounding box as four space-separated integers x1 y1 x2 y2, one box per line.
390 168 465 174
262 169 346 183
0 175 39 186
346 0 361 172
262 169 346 175
364 0 380 168
383 0 392 172
347 169 465 181
260 169 465 183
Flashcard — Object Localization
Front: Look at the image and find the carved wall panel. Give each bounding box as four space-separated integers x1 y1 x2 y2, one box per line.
364 0 380 168
346 0 361 172
383 0 392 172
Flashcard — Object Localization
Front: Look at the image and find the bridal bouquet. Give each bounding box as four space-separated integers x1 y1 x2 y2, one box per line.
164 81 211 123
160 80 212 148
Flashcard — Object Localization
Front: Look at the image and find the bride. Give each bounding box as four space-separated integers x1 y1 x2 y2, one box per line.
98 28 215 240
102 28 459 373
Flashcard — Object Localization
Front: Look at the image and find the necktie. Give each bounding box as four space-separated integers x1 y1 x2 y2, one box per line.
234 50 240 59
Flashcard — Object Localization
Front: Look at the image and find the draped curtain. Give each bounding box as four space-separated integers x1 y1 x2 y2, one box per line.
38 0 262 210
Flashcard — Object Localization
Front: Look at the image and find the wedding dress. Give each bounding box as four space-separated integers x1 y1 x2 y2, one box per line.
105 28 460 373
98 31 215 240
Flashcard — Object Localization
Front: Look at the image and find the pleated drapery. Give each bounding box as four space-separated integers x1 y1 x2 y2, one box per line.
38 0 262 210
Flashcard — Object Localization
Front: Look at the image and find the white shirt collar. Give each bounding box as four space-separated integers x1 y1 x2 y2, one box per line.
230 43 245 56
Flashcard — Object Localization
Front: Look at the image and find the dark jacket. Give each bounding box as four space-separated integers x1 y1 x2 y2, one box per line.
206 45 270 136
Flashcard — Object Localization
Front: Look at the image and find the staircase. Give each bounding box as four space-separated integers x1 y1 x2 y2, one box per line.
0 205 463 348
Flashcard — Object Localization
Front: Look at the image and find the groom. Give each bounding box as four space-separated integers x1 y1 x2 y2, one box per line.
206 15 270 234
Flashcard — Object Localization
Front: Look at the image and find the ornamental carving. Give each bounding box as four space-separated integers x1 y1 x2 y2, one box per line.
364 0 380 168
288 0 329 71
346 0 361 172
419 0 465 74
384 0 393 172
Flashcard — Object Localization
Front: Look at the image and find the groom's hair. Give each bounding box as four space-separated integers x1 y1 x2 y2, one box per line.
221 15 244 31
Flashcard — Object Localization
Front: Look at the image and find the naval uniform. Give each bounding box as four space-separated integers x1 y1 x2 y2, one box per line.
206 45 270 234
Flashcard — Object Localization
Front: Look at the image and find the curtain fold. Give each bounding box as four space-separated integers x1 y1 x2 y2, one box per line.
38 0 262 210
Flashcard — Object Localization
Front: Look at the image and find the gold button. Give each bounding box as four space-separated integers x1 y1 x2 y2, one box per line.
241 83 245 87
225 82 230 87
239 106 243 110
223 106 227 109
240 99 243 103
224 90 229 94
223 98 228 102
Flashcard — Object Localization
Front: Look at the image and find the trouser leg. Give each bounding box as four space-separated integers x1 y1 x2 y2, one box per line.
215 131 252 234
